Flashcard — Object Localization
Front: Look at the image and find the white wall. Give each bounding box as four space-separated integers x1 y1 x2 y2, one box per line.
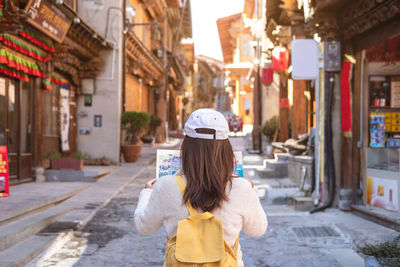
76 0 123 164
261 72 279 124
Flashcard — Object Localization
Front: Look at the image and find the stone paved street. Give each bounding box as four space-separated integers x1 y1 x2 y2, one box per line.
28 136 398 267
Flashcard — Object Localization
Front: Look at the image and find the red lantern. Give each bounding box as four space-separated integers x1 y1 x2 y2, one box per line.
261 67 273 84
272 47 289 71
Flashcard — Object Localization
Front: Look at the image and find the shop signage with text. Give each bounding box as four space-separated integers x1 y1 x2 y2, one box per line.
26 0 72 43
0 146 9 198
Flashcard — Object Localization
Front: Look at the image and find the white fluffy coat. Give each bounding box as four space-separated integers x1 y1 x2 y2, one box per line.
134 175 268 267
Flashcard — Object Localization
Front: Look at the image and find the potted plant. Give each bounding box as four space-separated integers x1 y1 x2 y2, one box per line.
141 114 162 144
48 151 84 171
357 235 400 267
121 111 150 162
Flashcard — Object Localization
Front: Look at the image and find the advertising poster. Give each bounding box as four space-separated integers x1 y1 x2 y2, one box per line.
156 150 244 179
367 176 398 211
391 81 400 108
0 146 9 198
79 127 92 135
77 109 89 119
60 88 70 151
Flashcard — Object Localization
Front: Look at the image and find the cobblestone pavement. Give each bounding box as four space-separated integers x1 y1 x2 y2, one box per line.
31 136 398 267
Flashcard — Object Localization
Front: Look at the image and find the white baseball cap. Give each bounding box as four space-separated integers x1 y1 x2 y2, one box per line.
184 109 229 140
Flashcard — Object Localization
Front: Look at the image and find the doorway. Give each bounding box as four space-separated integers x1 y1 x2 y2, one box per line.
0 77 33 183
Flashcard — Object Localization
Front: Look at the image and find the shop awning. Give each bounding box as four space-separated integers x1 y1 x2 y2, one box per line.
0 47 45 81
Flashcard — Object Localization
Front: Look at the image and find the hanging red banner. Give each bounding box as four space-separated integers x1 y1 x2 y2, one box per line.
341 60 353 135
0 146 9 198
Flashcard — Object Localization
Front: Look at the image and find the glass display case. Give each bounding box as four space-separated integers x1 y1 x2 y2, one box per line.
367 148 400 173
366 148 399 212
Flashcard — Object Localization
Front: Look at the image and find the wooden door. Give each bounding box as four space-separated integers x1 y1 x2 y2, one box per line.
0 77 33 183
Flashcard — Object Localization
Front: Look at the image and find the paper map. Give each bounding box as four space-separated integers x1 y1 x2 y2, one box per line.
156 150 244 179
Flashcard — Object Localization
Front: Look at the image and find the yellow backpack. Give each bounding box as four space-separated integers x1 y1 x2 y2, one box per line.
165 175 239 267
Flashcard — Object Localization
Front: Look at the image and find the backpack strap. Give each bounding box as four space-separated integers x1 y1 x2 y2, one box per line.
233 233 240 253
175 175 198 216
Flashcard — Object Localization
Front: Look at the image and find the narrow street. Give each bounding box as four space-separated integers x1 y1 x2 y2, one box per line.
27 136 397 267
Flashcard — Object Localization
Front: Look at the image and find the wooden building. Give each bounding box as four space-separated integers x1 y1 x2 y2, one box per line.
217 13 254 125
124 0 192 139
265 0 400 228
0 0 110 183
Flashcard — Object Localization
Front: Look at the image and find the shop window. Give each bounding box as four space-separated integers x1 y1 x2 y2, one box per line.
7 80 17 154
43 86 59 136
21 81 32 154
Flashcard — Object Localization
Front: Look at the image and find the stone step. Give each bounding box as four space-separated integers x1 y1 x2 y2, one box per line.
263 159 288 177
45 166 118 182
0 184 88 226
255 167 286 178
0 235 55 267
0 231 72 267
274 153 291 162
0 205 72 252
292 196 315 211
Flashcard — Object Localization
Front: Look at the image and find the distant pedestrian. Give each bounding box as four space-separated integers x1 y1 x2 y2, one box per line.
134 108 267 266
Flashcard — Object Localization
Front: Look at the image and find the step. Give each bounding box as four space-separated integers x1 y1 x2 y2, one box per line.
264 159 288 177
0 183 89 225
274 153 291 162
45 166 118 182
292 196 314 211
0 231 72 267
0 205 72 252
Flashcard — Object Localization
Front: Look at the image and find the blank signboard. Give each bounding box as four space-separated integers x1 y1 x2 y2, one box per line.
291 39 319 80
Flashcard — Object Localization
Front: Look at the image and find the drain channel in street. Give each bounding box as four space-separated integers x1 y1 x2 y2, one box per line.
292 226 341 238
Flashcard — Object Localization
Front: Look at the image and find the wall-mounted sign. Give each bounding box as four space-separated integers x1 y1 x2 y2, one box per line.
0 146 9 198
77 109 89 119
60 88 70 152
84 94 92 107
94 115 102 127
291 39 319 80
26 0 72 43
79 127 92 135
63 0 76 10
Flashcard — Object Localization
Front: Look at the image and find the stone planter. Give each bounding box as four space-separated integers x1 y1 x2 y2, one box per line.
51 158 84 171
122 143 142 163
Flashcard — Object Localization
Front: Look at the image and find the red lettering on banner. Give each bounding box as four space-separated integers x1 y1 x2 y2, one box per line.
279 98 289 108
0 146 9 197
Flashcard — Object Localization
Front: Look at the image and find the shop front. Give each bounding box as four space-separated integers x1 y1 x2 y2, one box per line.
0 77 35 183
0 0 109 185
360 33 400 216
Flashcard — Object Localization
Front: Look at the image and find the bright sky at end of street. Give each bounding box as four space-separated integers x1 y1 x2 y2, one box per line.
191 0 244 61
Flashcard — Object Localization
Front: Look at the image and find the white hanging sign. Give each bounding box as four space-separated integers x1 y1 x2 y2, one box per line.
60 88 70 152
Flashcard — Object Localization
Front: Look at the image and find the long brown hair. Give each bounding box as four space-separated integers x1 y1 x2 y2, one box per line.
180 133 235 212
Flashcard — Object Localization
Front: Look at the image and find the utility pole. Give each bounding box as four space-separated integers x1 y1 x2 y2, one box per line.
251 0 262 153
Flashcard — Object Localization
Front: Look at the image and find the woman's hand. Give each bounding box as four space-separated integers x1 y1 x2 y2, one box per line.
145 178 158 189
244 177 254 188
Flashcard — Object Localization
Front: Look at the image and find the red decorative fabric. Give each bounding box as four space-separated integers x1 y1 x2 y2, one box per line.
340 60 352 133
0 35 50 62
0 65 29 82
0 54 45 78
19 31 55 53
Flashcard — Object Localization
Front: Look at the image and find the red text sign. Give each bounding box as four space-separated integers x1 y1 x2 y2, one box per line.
0 146 9 197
